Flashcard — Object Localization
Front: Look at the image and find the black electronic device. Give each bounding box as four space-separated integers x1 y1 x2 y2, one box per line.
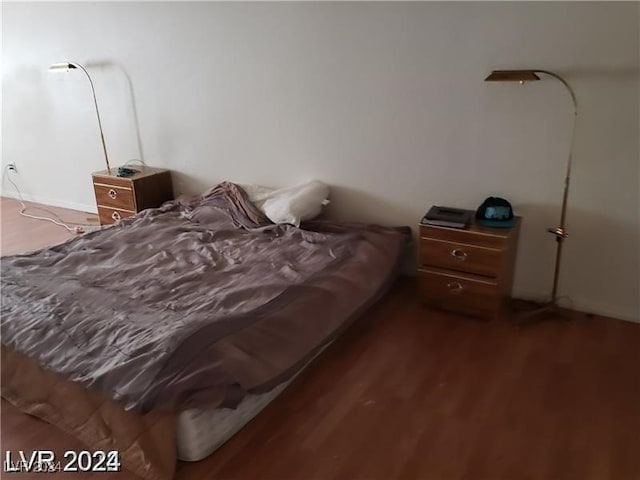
421 205 474 229
117 167 139 178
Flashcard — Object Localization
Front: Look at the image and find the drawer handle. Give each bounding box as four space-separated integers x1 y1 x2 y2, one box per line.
447 282 464 294
111 211 121 221
451 249 468 261
108 189 118 200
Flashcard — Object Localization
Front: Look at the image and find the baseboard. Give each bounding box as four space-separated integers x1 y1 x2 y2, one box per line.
512 287 639 324
2 191 97 215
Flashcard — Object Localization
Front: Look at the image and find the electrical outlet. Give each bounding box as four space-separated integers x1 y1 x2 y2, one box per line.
7 163 17 174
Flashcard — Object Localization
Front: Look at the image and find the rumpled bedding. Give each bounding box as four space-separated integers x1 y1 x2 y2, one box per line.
2 182 410 414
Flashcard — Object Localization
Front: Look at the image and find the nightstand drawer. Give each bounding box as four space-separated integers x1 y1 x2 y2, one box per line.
419 237 502 278
97 206 135 225
419 224 507 249
93 183 135 210
418 268 501 318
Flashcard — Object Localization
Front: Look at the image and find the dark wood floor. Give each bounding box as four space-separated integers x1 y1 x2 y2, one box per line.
2 198 640 479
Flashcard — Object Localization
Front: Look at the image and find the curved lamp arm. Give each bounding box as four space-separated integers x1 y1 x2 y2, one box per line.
49 62 111 174
532 70 577 235
534 70 578 115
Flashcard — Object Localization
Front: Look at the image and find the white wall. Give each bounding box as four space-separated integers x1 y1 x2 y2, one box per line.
2 2 639 321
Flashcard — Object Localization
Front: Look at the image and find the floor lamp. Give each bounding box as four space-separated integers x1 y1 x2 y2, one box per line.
49 62 112 175
485 69 578 319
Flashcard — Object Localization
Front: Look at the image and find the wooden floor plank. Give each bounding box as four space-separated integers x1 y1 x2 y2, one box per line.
2 197 640 479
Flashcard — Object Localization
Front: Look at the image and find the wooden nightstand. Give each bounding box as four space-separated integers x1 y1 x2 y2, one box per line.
92 166 174 225
417 218 521 319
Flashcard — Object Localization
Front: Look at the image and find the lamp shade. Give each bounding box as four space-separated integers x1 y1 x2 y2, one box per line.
485 70 541 82
49 63 78 72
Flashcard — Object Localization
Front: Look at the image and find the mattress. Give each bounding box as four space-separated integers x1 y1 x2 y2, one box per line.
177 373 292 461
2 182 411 479
176 341 332 462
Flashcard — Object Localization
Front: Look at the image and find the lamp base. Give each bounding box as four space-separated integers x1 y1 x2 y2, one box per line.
516 299 574 325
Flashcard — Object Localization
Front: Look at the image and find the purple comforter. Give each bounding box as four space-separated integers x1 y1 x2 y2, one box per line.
1 182 409 412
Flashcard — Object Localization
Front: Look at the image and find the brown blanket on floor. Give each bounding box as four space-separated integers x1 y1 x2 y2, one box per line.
2 347 177 480
2 182 410 415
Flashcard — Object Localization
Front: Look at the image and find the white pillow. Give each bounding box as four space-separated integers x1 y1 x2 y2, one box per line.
242 181 330 227
240 184 276 203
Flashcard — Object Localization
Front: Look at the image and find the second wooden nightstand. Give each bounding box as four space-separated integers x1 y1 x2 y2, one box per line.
92 166 174 225
417 218 521 319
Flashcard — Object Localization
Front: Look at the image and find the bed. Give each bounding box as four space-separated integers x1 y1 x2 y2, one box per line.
1 181 410 479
